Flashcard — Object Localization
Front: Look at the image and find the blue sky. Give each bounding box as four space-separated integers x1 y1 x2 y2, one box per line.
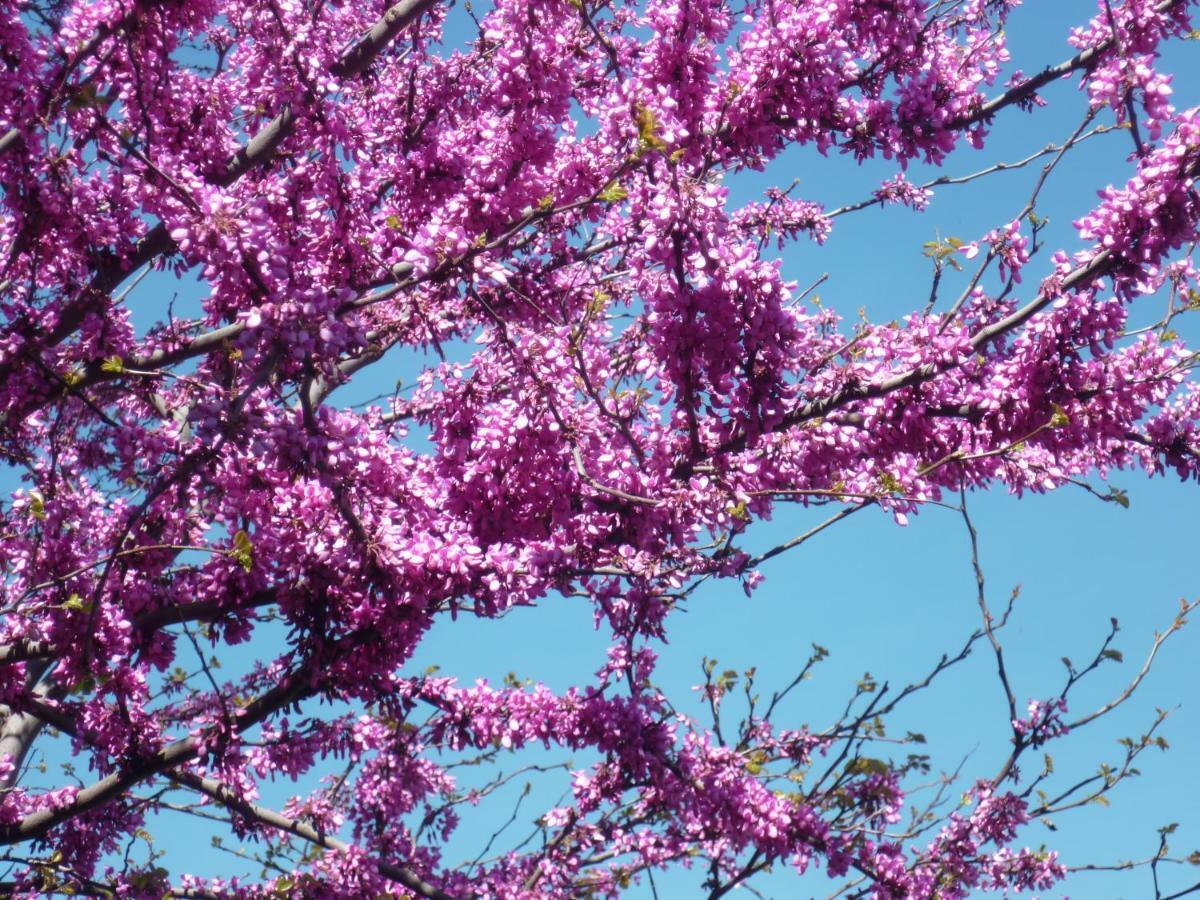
5 1 1200 897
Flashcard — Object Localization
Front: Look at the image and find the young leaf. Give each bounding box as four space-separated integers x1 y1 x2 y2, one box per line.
230 530 254 572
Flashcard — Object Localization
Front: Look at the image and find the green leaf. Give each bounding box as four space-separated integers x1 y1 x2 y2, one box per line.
1049 403 1070 428
846 757 890 776
63 593 91 613
68 82 114 111
385 214 402 229
587 290 611 318
878 472 903 494
744 750 769 776
1101 648 1124 663
635 105 667 153
230 529 254 572
101 355 124 374
598 183 629 203
1108 486 1130 509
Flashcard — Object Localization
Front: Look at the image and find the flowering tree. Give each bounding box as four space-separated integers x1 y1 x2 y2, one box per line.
1 0 1199 895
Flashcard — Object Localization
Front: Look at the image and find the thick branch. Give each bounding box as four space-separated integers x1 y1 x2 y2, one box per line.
330 0 438 78
0 590 276 669
0 642 52 667
215 105 296 188
0 664 53 790
0 660 311 844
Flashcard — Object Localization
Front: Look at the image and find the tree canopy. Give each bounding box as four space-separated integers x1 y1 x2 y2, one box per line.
0 0 1198 896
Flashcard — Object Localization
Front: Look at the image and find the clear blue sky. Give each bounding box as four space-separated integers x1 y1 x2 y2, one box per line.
7 1 1200 897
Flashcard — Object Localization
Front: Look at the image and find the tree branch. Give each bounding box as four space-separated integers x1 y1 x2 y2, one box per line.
330 0 438 78
0 658 312 844
947 0 1188 128
169 771 458 900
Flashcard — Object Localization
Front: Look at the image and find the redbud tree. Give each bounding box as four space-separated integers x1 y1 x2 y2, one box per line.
1 0 1199 895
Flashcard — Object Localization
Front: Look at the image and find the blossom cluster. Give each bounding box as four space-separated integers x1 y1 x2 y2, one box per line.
874 173 934 211
1012 698 1071 747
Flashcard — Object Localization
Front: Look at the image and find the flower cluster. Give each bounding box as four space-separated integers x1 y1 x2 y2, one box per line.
1012 698 1070 747
1075 107 1200 296
962 218 1031 283
1070 0 1189 139
874 173 934 211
